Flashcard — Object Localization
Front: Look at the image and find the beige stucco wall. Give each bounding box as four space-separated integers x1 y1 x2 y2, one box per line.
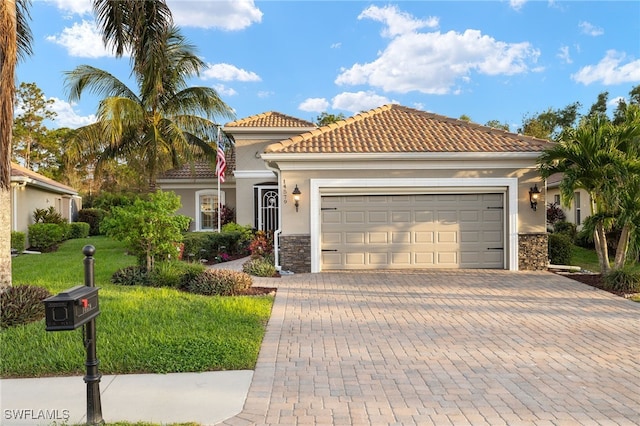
546 186 591 228
163 185 237 231
10 185 81 237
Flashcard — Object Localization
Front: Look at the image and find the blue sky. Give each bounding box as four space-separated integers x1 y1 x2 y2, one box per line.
17 0 640 131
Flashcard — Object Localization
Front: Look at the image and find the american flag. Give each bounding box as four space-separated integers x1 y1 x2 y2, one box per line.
215 131 226 183
215 146 226 183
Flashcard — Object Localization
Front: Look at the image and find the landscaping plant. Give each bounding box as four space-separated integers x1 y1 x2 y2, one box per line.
100 191 190 272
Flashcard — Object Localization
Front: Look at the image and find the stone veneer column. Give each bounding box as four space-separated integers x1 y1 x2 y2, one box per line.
279 235 311 273
518 233 549 271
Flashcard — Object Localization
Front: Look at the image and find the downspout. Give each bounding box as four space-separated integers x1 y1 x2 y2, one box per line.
264 161 283 271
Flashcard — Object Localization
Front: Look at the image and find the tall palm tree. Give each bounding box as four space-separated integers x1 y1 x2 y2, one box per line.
538 115 620 274
65 26 234 188
0 0 32 288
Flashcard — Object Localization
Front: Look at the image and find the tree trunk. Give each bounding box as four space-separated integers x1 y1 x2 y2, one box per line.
0 188 11 288
0 0 18 288
613 224 631 270
594 223 611 275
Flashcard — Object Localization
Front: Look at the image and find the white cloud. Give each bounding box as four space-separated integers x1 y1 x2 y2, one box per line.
358 5 438 38
45 0 92 16
609 96 625 108
299 98 330 113
557 46 572 64
331 91 397 113
331 42 342 49
336 28 540 95
46 20 113 58
203 63 261 82
572 50 640 85
257 91 274 99
169 0 262 30
579 21 604 37
212 84 238 97
48 98 96 129
509 0 527 11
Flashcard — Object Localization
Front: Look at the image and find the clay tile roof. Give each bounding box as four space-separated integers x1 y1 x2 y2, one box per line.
11 163 78 194
226 111 315 128
265 104 551 154
158 149 236 180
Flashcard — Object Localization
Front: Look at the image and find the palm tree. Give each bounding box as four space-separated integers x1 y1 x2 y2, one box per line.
538 113 640 274
65 26 235 188
538 116 619 274
0 0 33 288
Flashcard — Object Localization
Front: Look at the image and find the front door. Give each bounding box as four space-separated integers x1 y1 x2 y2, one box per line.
255 184 279 233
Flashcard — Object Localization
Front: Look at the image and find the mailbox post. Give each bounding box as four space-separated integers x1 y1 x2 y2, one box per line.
82 245 103 425
43 245 104 425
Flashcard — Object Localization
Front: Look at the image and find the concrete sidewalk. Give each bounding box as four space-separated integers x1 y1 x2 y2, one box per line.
1 371 252 425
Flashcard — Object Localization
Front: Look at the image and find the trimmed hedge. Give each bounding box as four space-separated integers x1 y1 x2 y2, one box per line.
548 233 573 265
28 223 64 252
67 222 90 239
11 231 26 253
78 208 107 236
182 230 249 261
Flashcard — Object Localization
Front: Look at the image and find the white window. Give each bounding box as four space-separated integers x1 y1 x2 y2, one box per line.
195 190 225 231
574 192 581 225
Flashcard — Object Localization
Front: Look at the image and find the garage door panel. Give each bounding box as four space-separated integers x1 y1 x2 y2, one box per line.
321 194 504 270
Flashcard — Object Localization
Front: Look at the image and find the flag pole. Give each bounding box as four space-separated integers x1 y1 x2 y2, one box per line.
217 126 221 233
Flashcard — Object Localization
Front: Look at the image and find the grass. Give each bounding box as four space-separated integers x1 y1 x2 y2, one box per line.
571 244 640 273
3 236 274 378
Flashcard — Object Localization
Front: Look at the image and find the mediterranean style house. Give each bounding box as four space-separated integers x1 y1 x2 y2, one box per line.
10 163 82 238
158 104 552 273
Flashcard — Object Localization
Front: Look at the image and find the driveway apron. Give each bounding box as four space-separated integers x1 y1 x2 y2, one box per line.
222 270 640 425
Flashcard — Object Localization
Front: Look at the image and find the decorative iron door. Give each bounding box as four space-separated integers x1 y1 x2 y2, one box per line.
255 185 279 232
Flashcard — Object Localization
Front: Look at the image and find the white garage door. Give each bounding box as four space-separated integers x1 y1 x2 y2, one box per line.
321 193 504 270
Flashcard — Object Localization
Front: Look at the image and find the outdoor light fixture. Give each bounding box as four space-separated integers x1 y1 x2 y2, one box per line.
529 184 541 211
292 185 301 212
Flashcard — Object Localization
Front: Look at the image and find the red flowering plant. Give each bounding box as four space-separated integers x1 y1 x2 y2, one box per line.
248 231 274 259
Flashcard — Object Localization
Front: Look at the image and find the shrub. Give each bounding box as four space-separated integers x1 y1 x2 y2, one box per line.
603 268 640 294
33 206 65 225
546 203 566 226
548 233 572 265
78 208 107 236
182 232 212 261
248 230 273 259
28 223 64 252
186 269 252 296
100 191 190 272
111 266 149 286
147 260 206 289
1 285 52 328
243 257 277 277
553 221 577 242
11 231 26 253
67 222 90 239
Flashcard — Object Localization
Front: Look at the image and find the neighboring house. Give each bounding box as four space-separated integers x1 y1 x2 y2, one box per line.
10 163 82 238
159 104 551 273
546 173 592 229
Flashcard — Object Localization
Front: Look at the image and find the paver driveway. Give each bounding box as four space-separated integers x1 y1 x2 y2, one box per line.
222 270 640 425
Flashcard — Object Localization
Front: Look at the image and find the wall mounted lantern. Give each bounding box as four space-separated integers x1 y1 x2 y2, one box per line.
529 184 541 211
292 185 301 212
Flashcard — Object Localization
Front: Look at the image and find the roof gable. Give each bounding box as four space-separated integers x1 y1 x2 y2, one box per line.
265 104 551 154
226 111 315 128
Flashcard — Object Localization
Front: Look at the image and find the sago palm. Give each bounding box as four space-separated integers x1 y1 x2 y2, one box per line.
65 26 234 188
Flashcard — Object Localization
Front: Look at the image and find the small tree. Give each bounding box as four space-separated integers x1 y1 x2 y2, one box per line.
101 191 190 272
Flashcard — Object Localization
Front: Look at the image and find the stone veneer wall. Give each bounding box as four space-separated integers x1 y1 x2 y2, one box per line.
519 233 548 271
279 235 311 273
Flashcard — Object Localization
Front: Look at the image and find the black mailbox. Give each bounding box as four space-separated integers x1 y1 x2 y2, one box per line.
43 286 100 331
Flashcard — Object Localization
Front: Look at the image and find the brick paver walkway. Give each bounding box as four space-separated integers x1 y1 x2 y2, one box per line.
222 270 640 425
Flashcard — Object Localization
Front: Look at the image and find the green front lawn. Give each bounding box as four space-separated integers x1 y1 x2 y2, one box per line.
2 237 273 378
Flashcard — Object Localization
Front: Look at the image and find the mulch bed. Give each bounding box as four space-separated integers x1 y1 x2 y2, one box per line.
238 286 277 296
557 272 638 299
